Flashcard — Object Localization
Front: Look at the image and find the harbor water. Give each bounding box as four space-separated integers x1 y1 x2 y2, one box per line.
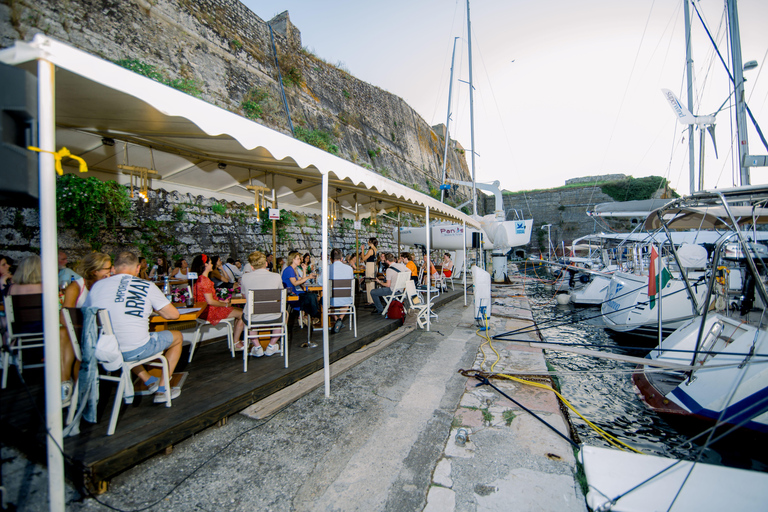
519 270 768 472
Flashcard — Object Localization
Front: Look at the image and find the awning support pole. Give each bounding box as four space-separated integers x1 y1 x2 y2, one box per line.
426 206 431 331
463 219 467 306
271 176 277 271
397 207 401 255
40 57 65 512
321 172 330 397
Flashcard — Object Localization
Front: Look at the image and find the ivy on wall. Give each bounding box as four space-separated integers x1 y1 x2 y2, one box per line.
56 174 133 251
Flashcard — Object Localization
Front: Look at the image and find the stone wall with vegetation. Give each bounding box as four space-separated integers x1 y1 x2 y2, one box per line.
0 177 408 266
0 0 472 204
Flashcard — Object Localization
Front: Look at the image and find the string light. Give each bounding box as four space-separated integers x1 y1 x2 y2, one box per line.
246 185 270 221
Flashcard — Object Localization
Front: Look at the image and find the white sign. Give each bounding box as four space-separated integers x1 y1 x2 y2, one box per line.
354 220 362 230
187 272 198 280
269 208 280 220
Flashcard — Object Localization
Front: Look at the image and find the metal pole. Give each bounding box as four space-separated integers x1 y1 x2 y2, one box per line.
271 177 277 272
39 58 65 512
683 0 696 193
466 0 477 216
426 206 431 331
397 207 401 255
727 0 750 186
463 219 467 306
321 173 330 396
440 37 459 203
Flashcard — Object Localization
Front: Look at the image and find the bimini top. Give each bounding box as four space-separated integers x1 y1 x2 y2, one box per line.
642 185 768 231
0 35 479 228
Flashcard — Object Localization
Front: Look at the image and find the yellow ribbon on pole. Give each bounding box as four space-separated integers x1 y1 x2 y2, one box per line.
27 146 88 175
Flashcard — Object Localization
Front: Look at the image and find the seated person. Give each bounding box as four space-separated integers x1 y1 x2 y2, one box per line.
240 251 284 358
371 253 408 315
401 252 418 283
282 251 319 344
59 252 113 401
138 257 149 280
442 253 453 278
265 253 274 272
191 254 245 348
58 250 82 289
0 254 13 297
422 253 437 286
210 256 233 289
223 258 242 282
84 251 184 403
148 256 169 280
328 248 353 333
171 258 190 280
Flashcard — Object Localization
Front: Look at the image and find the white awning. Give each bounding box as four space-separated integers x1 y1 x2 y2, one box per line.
0 35 479 227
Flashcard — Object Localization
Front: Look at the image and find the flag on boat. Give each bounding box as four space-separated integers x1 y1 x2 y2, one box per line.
648 246 672 310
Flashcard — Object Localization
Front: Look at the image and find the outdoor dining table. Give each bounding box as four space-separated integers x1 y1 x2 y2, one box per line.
150 301 207 331
229 286 323 305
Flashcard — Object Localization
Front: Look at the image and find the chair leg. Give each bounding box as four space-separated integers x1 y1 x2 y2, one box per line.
159 357 171 408
188 325 203 363
1 350 8 389
107 374 127 436
65 379 79 425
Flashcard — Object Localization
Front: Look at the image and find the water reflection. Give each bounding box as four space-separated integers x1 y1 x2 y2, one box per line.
524 278 727 465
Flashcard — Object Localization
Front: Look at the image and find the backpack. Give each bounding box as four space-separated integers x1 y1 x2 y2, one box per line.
386 300 406 325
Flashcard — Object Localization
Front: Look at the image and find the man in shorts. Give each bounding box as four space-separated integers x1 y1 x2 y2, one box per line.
84 251 183 403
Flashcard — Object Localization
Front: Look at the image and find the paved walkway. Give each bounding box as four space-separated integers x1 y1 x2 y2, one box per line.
2 281 586 511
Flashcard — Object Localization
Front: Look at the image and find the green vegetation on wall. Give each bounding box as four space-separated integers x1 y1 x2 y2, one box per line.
600 176 675 202
115 59 202 98
56 174 132 251
294 126 339 155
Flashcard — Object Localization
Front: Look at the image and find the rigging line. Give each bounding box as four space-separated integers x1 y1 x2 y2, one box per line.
493 284 698 339
691 1 768 153
673 395 768 452
587 0 658 209
429 0 464 125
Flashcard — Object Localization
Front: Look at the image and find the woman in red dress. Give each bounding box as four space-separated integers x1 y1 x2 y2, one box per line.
191 254 245 349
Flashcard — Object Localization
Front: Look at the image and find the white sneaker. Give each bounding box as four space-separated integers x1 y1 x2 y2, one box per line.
154 388 181 403
264 344 280 357
250 345 264 357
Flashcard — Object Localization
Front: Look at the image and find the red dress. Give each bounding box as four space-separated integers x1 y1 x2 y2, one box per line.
195 275 232 325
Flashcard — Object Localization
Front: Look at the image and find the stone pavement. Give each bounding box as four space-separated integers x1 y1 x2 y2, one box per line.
2 280 586 511
424 281 586 512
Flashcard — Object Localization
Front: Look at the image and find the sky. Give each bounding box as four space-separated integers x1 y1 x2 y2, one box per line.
242 0 768 197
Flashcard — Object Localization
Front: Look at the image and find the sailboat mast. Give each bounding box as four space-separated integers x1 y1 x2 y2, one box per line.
727 0 750 186
440 37 459 204
683 0 696 193
466 0 477 216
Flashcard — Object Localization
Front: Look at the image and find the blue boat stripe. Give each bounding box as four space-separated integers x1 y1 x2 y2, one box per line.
670 384 768 433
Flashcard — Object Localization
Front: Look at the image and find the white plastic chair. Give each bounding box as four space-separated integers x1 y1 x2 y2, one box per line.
60 308 84 425
381 272 410 317
405 280 435 329
243 289 288 372
188 313 236 363
2 294 45 389
327 278 357 337
96 310 172 435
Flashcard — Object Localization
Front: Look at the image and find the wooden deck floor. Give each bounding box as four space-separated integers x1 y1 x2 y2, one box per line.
0 289 463 491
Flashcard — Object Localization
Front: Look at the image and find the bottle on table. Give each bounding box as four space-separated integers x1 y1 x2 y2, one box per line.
163 276 172 303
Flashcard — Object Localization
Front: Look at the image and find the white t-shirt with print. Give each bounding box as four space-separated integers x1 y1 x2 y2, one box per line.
83 273 171 352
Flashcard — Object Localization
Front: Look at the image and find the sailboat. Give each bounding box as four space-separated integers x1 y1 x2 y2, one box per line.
582 1 768 509
397 0 533 281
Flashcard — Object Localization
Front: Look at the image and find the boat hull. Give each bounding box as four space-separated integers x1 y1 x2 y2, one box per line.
600 271 708 333
634 314 768 433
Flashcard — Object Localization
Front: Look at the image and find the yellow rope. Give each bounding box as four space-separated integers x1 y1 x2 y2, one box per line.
474 309 643 454
27 146 88 175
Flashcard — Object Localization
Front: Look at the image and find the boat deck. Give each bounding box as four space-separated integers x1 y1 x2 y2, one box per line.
0 289 463 491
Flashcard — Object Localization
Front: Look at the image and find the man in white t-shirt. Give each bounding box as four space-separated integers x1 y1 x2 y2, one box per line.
328 248 354 333
84 251 184 403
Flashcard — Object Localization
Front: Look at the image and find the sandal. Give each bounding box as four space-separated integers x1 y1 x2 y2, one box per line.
233 341 245 352
301 341 318 348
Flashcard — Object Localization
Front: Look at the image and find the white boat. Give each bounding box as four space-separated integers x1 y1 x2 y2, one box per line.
581 445 768 512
